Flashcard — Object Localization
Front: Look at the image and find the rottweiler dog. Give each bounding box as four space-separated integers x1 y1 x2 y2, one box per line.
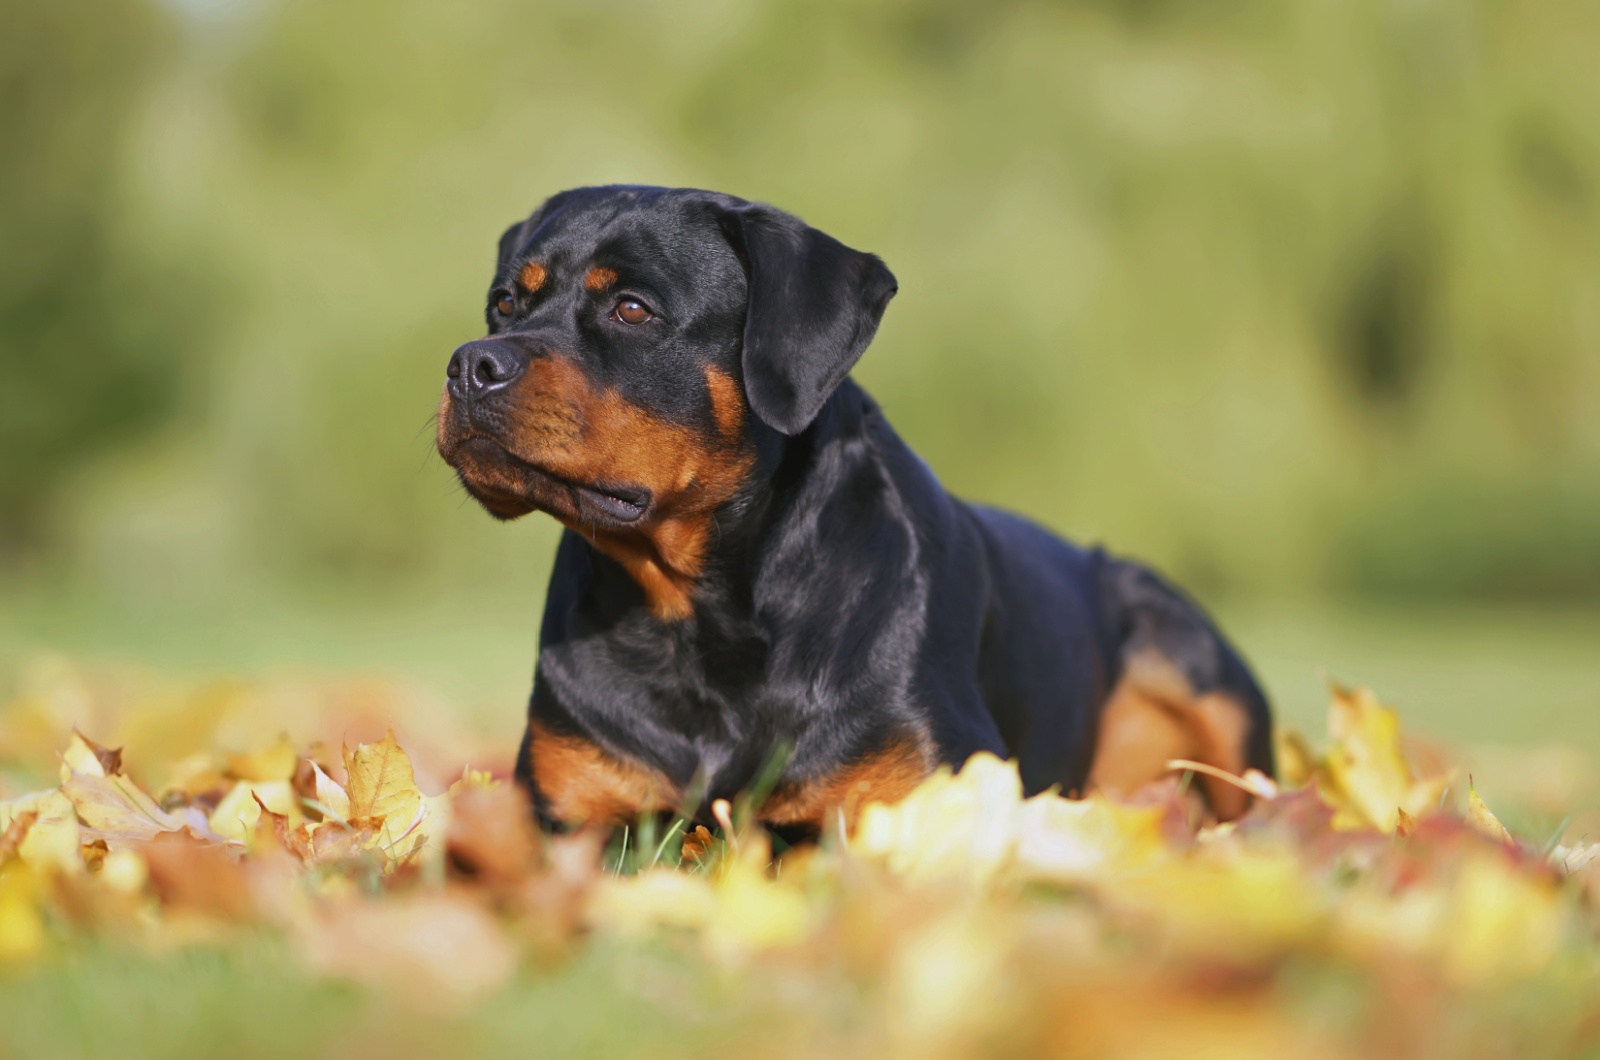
436 185 1274 836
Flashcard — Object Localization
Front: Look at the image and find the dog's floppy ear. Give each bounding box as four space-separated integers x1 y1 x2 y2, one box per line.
717 204 898 436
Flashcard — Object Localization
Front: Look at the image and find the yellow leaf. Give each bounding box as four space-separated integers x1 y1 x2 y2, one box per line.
208 780 297 843
59 729 122 782
854 753 1024 881
1014 794 1168 882
1112 845 1323 958
589 869 718 938
705 842 811 959
447 767 499 796
62 769 182 844
0 790 82 875
1442 851 1564 985
342 731 427 858
226 736 298 783
0 863 46 963
1274 729 1319 789
1465 784 1514 846
308 762 351 821
1321 686 1451 833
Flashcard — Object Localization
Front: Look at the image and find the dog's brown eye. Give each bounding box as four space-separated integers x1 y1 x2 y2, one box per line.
494 291 515 316
613 299 653 325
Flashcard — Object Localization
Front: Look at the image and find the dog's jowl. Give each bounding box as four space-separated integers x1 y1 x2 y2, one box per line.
436 185 1275 836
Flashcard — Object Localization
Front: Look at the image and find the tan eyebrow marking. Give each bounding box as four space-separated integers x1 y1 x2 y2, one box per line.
519 261 547 292
584 266 618 292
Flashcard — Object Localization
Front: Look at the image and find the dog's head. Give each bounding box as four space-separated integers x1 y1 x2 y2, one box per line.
436 186 897 619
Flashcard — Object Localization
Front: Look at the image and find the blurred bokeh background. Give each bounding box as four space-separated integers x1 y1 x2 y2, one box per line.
2 0 1598 810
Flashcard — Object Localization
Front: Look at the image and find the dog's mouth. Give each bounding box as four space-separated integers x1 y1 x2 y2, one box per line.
573 481 650 523
447 436 652 527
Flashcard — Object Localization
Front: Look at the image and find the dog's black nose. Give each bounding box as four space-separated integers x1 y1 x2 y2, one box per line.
447 340 524 400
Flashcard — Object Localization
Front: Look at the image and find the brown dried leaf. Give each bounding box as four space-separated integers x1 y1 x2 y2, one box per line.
446 785 539 890
0 812 36 867
142 831 257 921
294 892 518 1007
308 817 383 863
681 824 716 864
60 729 123 780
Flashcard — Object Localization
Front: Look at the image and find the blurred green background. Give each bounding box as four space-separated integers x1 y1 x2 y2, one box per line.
2 0 1598 792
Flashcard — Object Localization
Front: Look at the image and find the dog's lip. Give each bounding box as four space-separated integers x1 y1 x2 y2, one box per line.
573 482 650 524
450 435 652 525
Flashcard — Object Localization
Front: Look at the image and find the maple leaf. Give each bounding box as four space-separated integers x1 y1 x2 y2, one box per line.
1318 685 1453 833
0 789 81 875
60 729 122 778
342 730 428 858
305 761 352 821
62 770 183 845
208 779 299 843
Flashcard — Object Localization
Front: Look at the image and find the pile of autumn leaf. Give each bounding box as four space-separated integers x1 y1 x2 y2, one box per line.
5 677 1600 1057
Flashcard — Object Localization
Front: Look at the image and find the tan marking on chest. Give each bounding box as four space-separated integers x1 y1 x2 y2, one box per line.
526 721 679 826
503 360 755 621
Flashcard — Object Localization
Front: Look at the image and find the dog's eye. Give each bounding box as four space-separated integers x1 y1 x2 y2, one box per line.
493 291 515 316
612 299 653 326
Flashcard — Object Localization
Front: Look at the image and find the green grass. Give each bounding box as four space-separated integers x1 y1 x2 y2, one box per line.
0 938 784 1060
5 582 1598 751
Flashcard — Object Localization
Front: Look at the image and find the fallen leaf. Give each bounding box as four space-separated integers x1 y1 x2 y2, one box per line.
343 731 427 856
681 824 715 863
446 785 539 890
62 769 183 845
226 736 299 783
1464 783 1514 846
1320 686 1453 833
295 892 518 1007
142 830 257 921
0 790 82 875
306 761 351 821
208 779 298 843
0 863 46 962
60 729 123 779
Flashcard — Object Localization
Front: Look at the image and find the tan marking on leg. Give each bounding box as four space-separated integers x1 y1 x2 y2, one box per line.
527 720 678 826
1088 650 1254 820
